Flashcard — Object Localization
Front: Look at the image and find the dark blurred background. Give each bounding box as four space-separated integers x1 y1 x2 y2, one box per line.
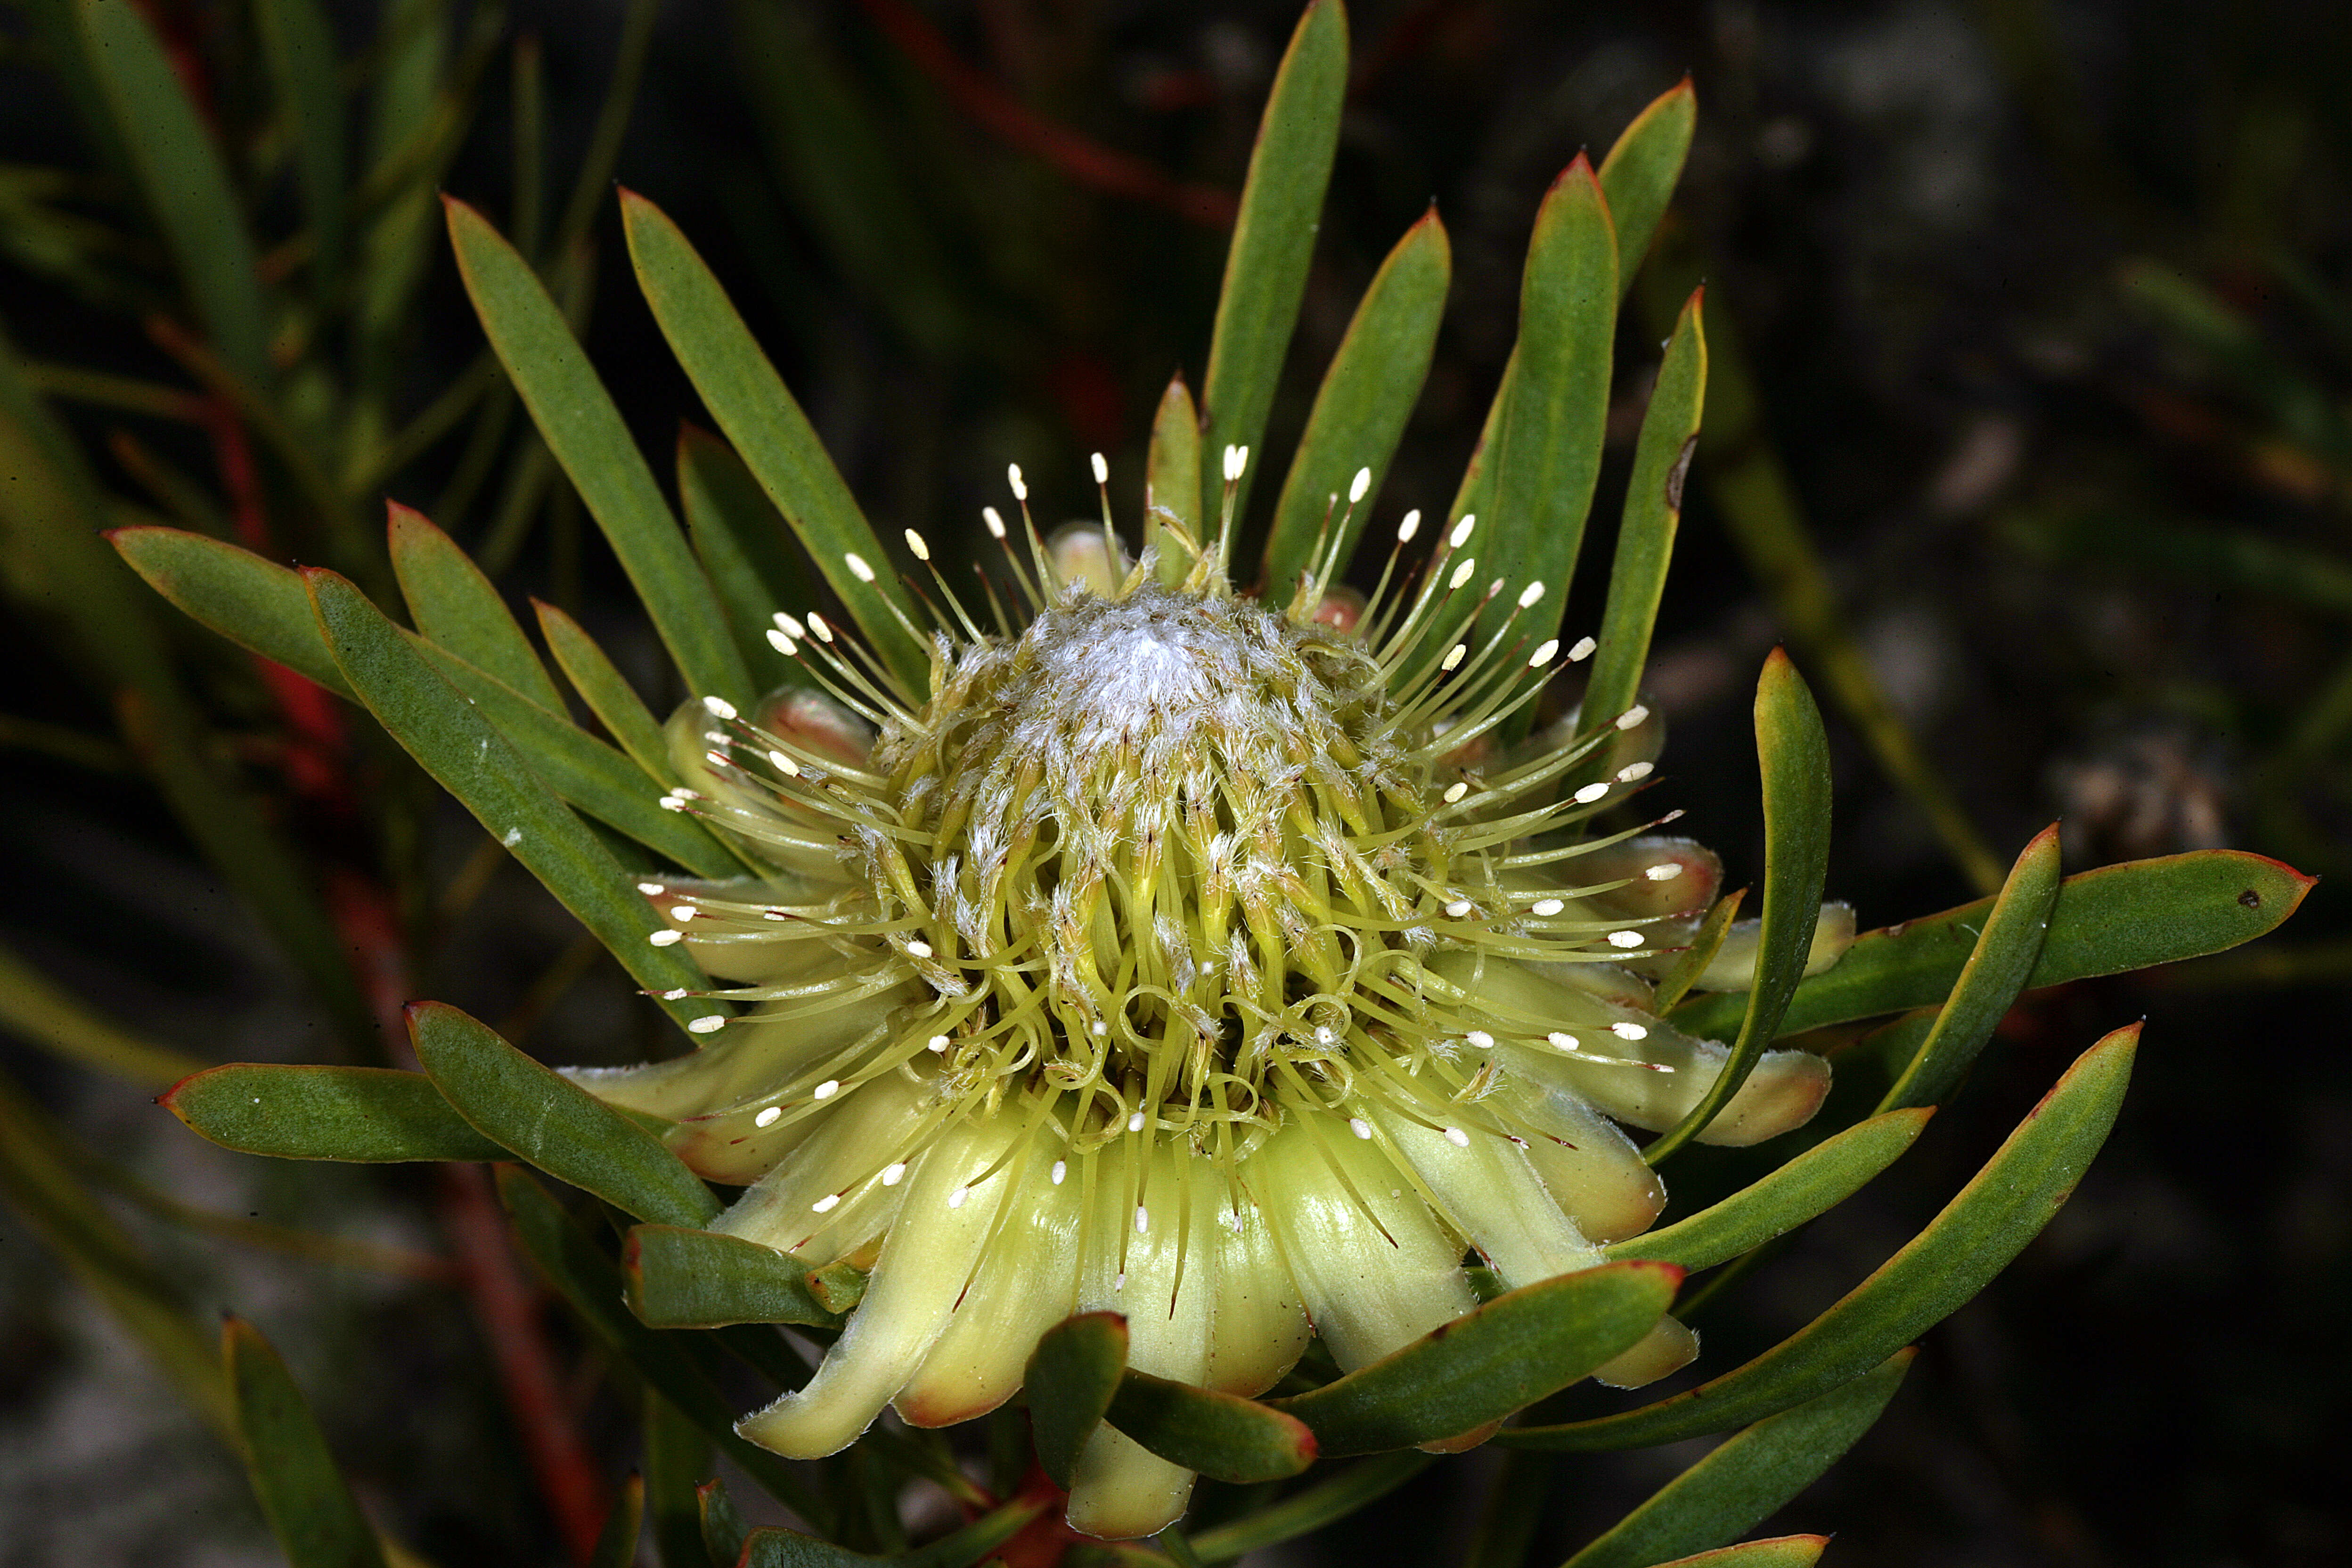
2 1 2348 1564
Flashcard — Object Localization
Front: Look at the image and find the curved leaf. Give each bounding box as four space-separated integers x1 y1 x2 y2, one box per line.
445 196 755 709
1026 1311 1129 1490
163 1063 504 1163
225 1315 389 1568
409 1001 719 1228
1609 1109 1930 1274
1503 1026 2136 1451
1198 0 1348 530
1261 209 1451 595
1270 1260 1683 1455
1671 850 2314 1042
1646 652 1829 1165
1561 1353 1910 1568
625 1224 841 1330
1106 1369 1317 1484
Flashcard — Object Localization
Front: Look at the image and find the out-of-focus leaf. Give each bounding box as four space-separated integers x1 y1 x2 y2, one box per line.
225 1315 389 1568
677 424 817 683
1147 373 1202 582
388 501 566 712
349 0 452 453
737 1497 1045 1568
111 526 356 697
645 1389 714 1568
699 1479 751 1568
1646 652 1829 1165
496 1166 830 1526
1610 1109 1930 1274
1638 1537 1829 1568
1671 851 2314 1042
73 0 272 382
1198 0 1348 529
164 1063 505 1162
1561 1354 1910 1568
624 1225 841 1330
1470 156 1617 662
0 1073 232 1436
445 196 755 709
1185 1453 1436 1565
1504 1027 2136 1450
1580 287 1705 734
409 1002 718 1227
549 0 660 261
590 1474 645 1568
1879 826 2060 1112
619 189 926 690
0 939 202 1088
2010 508 2352 618
305 568 720 1020
1270 1260 1683 1455
1261 210 1450 596
534 600 677 784
1026 1311 1129 1490
1596 78 1696 295
254 0 346 289
1106 1370 1317 1484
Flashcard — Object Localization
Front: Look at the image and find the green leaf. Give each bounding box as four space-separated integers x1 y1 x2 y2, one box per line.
1596 77 1697 296
1146 373 1202 581
1579 287 1705 735
226 1316 388 1568
0 938 203 1089
1270 1260 1683 1455
388 501 566 713
304 567 719 1022
1470 156 1617 660
699 1478 751 1568
1878 825 2061 1112
253 0 347 290
163 1063 505 1162
1185 1452 1436 1565
1670 850 2314 1042
534 599 678 784
1503 1026 2137 1451
1561 1353 1910 1568
74 0 272 382
408 1002 719 1227
1609 1109 1931 1274
624 1225 842 1330
1106 1370 1318 1484
678 424 818 684
1652 889 1745 1015
1261 209 1451 596
1198 0 1348 530
645 1388 715 1568
591 1474 647 1568
618 189 927 691
496 1166 831 1526
1639 1537 1829 1568
736 1497 1046 1568
1025 1310 1130 1490
444 196 755 709
110 526 355 696
1646 652 1829 1165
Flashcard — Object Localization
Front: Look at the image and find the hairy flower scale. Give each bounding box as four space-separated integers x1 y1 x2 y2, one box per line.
568 477 1849 1538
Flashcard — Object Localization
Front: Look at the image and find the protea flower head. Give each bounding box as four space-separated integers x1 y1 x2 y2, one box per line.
568 449 1850 1538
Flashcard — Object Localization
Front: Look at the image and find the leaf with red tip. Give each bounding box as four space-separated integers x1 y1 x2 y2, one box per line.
1597 77 1698 294
164 1063 504 1163
1642 1540 1829 1568
387 500 566 714
1106 1369 1317 1484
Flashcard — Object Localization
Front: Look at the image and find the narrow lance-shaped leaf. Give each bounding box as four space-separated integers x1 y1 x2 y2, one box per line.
1670 849 2313 1042
225 1316 389 1568
0 939 204 1089
1580 287 1705 735
164 1063 506 1162
408 1001 719 1228
1639 1539 1830 1568
624 1224 842 1330
1269 1259 1683 1455
678 423 818 685
644 1389 715 1568
1609 1108 1931 1274
619 189 927 689
112 526 357 698
444 196 756 709
74 0 272 382
304 568 719 1023
1199 0 1348 529
388 501 567 713
1261 208 1451 596
1646 651 1830 1165
1026 1311 1130 1490
1503 1026 2137 1451
535 599 678 784
1561 1352 1911 1568
1878 825 2060 1112
1105 1369 1318 1484
1146 373 1203 583
1596 77 1697 296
